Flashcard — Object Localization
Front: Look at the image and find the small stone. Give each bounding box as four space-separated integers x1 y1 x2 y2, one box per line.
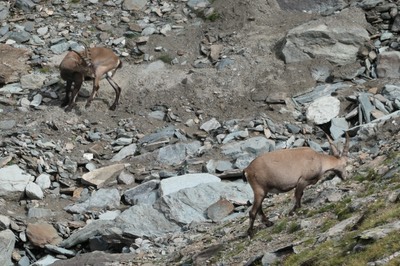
81 164 127 188
112 137 133 146
200 118 221 132
25 182 44 200
0 215 11 230
35 173 51 189
0 120 16 130
37 26 48 36
206 198 234 222
28 208 53 219
286 124 301 134
26 223 62 247
117 170 135 185
388 190 400 203
306 96 340 125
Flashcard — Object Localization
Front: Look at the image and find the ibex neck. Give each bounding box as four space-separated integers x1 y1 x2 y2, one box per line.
321 154 341 172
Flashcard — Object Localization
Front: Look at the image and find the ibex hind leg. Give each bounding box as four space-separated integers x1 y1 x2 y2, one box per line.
85 77 100 109
259 208 274 227
247 190 267 237
106 76 121 111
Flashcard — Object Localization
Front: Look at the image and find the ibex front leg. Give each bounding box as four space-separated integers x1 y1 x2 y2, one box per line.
85 75 99 109
64 73 84 112
289 176 319 216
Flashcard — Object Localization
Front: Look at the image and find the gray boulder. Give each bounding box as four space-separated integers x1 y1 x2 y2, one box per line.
0 229 14 266
64 189 120 214
159 173 220 196
281 8 369 65
306 96 340 125
123 180 160 205
155 181 252 225
221 136 275 159
330 117 349 140
157 141 201 166
376 51 400 79
60 220 117 248
116 205 181 238
382 84 400 101
0 164 34 201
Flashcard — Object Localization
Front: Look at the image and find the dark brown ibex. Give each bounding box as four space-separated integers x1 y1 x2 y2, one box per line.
59 41 122 111
244 133 350 237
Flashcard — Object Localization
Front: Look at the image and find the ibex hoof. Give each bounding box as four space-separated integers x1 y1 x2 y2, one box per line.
109 105 117 111
247 229 254 239
64 106 73 112
264 220 274 227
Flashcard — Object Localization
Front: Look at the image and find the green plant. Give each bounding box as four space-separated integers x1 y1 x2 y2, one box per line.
334 198 353 221
39 66 51 73
272 219 287 234
287 221 301 233
383 151 400 165
254 229 273 241
346 233 400 265
206 11 221 22
310 197 352 221
158 54 173 64
354 168 380 182
284 198 400 266
353 173 367 182
359 200 400 230
306 203 334 217
366 169 381 181
124 32 140 39
320 219 337 233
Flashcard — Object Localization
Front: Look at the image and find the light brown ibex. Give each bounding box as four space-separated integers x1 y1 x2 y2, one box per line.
244 133 350 237
59 41 122 111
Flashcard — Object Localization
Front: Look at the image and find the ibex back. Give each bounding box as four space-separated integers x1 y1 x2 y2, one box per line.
59 44 122 111
244 133 350 237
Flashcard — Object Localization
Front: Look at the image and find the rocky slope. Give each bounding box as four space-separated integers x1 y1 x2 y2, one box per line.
0 0 400 265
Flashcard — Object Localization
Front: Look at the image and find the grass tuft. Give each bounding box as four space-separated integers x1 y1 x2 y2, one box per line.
206 12 221 22
158 54 173 64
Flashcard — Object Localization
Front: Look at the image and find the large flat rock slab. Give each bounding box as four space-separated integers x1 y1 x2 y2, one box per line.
159 173 221 196
281 8 369 65
51 251 136 266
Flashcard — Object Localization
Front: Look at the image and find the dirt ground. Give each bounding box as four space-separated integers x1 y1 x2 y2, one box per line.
36 0 327 134
2 0 364 139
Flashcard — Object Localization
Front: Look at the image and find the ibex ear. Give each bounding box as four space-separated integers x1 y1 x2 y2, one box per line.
325 133 339 157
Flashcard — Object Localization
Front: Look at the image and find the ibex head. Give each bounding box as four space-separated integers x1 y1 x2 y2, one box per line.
326 132 350 180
